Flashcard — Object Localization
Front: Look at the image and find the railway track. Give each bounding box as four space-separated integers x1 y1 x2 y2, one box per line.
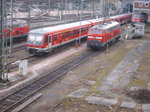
7 54 35 71
0 50 98 112
8 40 85 71
145 30 150 34
12 44 26 52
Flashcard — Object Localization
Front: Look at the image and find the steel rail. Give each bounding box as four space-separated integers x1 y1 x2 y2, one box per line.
0 50 98 112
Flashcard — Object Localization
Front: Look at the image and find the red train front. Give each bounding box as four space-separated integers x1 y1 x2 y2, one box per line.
87 21 121 49
132 12 148 23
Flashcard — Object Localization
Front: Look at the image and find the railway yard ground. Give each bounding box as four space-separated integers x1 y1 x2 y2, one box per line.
0 24 150 112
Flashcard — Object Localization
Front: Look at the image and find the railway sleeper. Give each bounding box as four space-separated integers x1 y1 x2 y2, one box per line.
7 95 23 101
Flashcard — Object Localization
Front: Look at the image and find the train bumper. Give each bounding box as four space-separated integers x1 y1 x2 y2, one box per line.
27 47 49 55
87 40 102 49
27 48 39 54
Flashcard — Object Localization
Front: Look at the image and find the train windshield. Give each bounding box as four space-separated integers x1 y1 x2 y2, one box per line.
89 29 95 34
89 29 102 34
133 15 140 18
96 30 101 34
28 34 43 46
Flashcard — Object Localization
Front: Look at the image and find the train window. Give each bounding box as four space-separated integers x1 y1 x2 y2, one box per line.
54 35 58 41
106 28 111 33
66 32 69 37
76 29 79 34
70 31 72 36
81 28 84 32
83 28 85 32
35 35 43 45
28 34 36 42
86 27 89 31
62 33 65 38
82 27 86 32
49 36 52 43
36 35 43 41
73 30 76 35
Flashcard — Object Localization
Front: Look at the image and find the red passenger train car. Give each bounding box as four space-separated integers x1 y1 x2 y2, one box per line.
132 12 148 23
87 21 121 49
0 19 29 42
26 13 132 55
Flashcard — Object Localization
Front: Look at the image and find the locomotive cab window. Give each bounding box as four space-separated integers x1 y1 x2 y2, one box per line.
89 29 95 34
96 29 102 34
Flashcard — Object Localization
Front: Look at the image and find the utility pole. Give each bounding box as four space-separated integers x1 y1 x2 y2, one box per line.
79 0 84 46
77 0 80 18
65 0 67 22
42 3 44 28
98 0 104 21
102 0 107 23
48 0 51 15
0 0 8 82
61 0 63 19
9 0 13 57
92 0 95 18
28 6 31 29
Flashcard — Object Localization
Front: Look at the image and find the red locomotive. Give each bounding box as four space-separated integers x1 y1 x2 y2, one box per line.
87 21 121 49
26 13 132 55
1 19 29 42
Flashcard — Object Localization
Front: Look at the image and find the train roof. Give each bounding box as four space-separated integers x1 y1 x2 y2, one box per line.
29 13 131 35
91 21 120 30
29 19 103 35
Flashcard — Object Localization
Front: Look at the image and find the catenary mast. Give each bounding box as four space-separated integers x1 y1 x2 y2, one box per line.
0 0 8 82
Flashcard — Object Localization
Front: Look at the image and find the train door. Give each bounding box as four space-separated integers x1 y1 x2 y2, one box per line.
47 35 52 48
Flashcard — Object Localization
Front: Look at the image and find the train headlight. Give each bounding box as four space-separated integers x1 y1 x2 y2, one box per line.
96 37 102 39
88 36 93 39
